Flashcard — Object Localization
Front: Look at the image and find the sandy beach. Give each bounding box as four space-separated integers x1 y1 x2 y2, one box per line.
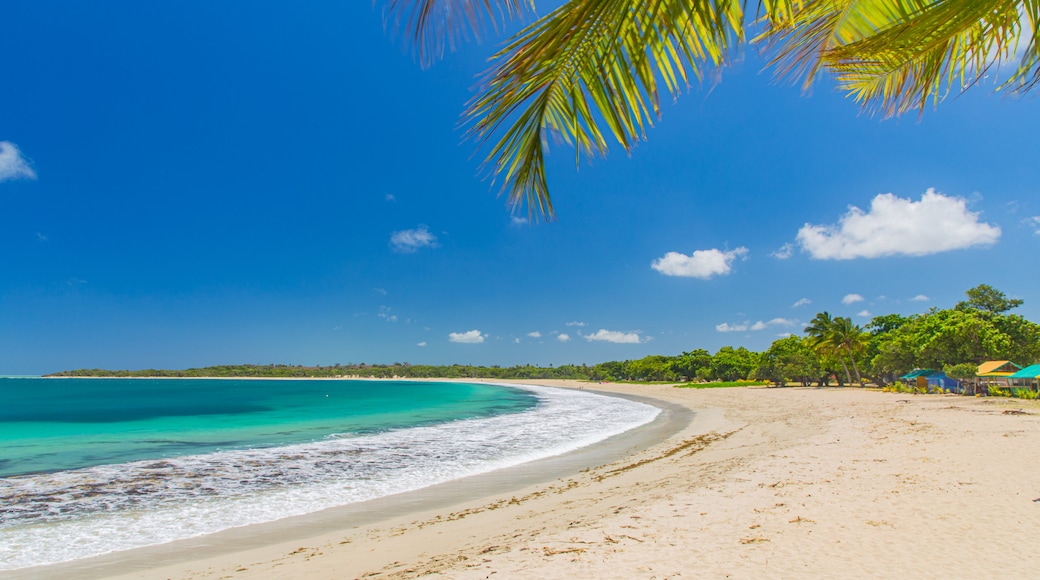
17 381 1040 579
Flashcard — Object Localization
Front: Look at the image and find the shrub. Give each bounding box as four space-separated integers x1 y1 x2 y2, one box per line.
1011 388 1040 400
987 385 1011 397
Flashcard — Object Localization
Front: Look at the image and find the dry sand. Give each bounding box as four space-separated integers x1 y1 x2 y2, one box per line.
24 381 1040 579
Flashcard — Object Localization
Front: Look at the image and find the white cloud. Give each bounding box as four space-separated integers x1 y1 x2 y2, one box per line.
0 141 36 182
373 287 387 295
526 331 542 338
417 341 427 347
767 317 797 326
377 306 397 322
792 298 812 308
842 293 865 305
511 216 528 226
448 330 485 344
910 294 929 302
557 333 571 342
390 225 438 253
1027 216 1040 235
651 247 748 279
36 232 47 242
796 189 1001 259
750 318 797 331
514 338 521 344
565 321 587 327
385 194 396 202
771 243 794 260
583 329 642 344
857 310 872 317
715 322 749 333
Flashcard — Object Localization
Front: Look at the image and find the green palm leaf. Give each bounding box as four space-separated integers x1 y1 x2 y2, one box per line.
465 0 744 220
382 0 534 65
384 0 1039 217
763 0 1039 116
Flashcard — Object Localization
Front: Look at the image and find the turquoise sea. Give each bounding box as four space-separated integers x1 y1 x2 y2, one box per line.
0 378 659 571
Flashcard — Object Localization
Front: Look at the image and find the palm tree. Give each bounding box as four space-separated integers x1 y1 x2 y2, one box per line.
831 316 867 386
383 0 1039 219
805 312 867 386
805 311 849 385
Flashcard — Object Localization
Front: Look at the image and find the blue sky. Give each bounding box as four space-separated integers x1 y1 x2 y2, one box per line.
2 1 1038 374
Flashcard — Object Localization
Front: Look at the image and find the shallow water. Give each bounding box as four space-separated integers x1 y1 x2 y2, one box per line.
0 379 659 570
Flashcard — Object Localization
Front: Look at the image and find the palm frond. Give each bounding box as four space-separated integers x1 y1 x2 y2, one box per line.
1003 0 1040 92
382 0 534 65
465 0 744 220
761 0 1035 116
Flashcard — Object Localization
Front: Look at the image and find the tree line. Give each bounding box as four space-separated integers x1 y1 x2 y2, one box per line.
47 285 1039 387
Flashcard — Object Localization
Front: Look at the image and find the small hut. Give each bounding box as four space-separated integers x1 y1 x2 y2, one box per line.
976 361 1023 392
1008 364 1040 392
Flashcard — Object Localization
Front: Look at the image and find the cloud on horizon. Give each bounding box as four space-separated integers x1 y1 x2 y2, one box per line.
583 329 642 344
448 329 485 344
716 321 748 333
390 225 437 253
753 317 798 331
0 141 36 182
842 293 865 305
651 247 748 279
910 294 929 302
796 189 1000 259
720 318 797 333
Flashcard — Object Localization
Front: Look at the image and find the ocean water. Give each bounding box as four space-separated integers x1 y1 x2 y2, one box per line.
0 378 659 570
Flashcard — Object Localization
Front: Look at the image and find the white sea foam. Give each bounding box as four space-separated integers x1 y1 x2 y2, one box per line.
0 384 658 570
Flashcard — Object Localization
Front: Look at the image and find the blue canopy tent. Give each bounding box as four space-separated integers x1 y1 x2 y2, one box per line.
900 369 963 394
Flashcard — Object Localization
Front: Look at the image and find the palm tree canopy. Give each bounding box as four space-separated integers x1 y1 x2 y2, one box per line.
383 0 1040 219
805 311 836 350
830 316 867 353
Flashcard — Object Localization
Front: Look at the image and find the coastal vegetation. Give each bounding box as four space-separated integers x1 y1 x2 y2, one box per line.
48 285 1040 396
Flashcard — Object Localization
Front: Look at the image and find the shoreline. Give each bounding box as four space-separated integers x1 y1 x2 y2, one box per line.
12 381 1040 578
5 381 693 579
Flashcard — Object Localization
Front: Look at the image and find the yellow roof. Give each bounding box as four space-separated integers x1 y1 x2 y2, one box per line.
977 360 1021 376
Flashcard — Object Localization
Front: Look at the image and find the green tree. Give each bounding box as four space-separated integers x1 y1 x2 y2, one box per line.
867 313 909 335
956 284 1024 314
805 311 850 385
710 346 759 382
385 0 1039 218
673 348 712 381
872 308 1019 374
755 336 822 386
832 317 867 386
627 355 680 382
993 314 1040 364
805 312 867 385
